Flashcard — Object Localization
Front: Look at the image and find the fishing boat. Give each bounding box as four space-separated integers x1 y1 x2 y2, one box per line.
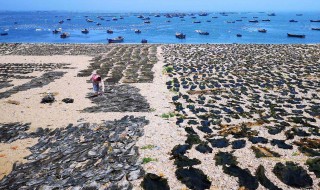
144 21 151 24
52 29 61 34
0 32 8 36
296 14 303 16
175 32 186 39
112 17 118 21
141 39 148 43
268 13 276 16
107 29 113 34
195 30 209 35
81 29 89 34
137 15 144 18
60 32 70 38
193 21 201 23
206 20 211 22
96 23 101 26
311 28 320 31
135 29 141 34
262 19 271 22
289 20 298 22
199 12 208 16
108 36 124 43
236 34 242 37
287 33 305 38
310 20 320 22
58 20 64 24
154 15 160 17
258 29 267 33
249 20 259 23
86 19 93 22
236 19 242 22
66 18 71 21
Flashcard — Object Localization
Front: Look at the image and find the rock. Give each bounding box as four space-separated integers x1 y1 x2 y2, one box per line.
62 98 74 103
127 169 143 181
41 94 55 104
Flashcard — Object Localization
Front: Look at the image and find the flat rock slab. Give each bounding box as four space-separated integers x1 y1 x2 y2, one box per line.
83 84 150 112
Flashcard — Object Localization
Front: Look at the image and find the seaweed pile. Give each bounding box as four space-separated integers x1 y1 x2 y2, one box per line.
163 44 320 189
83 84 150 112
0 71 66 99
78 45 157 83
0 43 112 56
0 116 148 189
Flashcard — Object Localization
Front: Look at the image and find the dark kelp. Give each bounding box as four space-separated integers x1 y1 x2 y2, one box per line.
273 161 313 188
175 167 211 190
141 173 170 190
255 165 282 190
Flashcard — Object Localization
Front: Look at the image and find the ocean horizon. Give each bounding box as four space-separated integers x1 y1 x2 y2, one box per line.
1 11 320 44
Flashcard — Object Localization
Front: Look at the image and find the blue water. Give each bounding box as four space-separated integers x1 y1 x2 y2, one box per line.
0 11 320 44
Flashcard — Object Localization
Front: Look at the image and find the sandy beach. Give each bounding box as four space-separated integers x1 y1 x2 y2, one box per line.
0 43 319 189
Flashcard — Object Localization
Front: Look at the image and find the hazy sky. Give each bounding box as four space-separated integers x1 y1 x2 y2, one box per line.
1 0 320 12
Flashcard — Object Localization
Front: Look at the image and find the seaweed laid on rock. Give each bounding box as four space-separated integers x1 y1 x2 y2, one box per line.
174 155 201 168
273 161 313 188
0 122 30 143
83 84 150 112
248 136 268 144
0 116 149 189
294 138 320 156
175 167 211 190
251 145 281 158
219 123 259 138
195 142 213 153
171 144 191 158
207 137 229 148
270 139 293 149
255 165 282 190
214 151 238 166
185 134 202 145
231 139 246 149
284 127 310 139
306 157 320 178
141 173 170 190
223 165 259 190
0 72 66 99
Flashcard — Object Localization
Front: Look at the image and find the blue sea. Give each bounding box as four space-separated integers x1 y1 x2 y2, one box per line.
0 11 320 44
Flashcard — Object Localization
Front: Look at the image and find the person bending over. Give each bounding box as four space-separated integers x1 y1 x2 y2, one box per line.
90 71 105 95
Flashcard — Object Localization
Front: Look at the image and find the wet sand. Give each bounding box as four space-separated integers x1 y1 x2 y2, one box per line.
0 43 319 189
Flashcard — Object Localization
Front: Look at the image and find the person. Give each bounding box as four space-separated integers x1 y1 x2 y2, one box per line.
90 71 105 95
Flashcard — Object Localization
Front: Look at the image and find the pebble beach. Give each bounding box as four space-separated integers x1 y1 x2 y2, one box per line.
0 43 319 189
